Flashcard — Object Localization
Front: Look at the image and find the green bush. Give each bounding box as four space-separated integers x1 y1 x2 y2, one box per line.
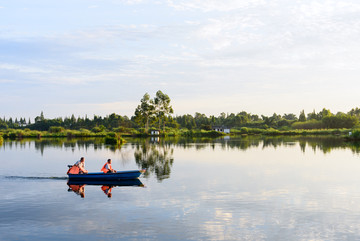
91 126 102 133
30 131 42 138
66 130 77 138
78 129 92 137
9 132 17 139
240 127 249 134
263 128 280 135
248 128 265 134
292 120 324 130
49 126 64 133
113 126 126 133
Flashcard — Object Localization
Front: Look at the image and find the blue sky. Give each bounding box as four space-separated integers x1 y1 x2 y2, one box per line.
1 0 360 120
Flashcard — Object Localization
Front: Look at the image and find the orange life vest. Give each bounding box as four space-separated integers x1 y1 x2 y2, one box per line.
101 163 112 173
67 165 80 174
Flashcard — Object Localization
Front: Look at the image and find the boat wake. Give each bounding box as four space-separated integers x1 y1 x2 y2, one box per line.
4 176 68 180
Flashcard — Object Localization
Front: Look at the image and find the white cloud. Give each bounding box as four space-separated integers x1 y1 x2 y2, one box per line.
194 15 263 50
2 0 360 117
183 0 360 72
0 79 14 83
45 101 138 117
0 63 51 74
167 0 266 12
121 0 144 5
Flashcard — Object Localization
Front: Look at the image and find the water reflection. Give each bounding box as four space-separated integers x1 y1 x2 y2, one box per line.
2 135 360 240
67 179 144 198
180 135 360 154
68 183 85 198
0 138 107 155
1 136 360 155
133 139 174 181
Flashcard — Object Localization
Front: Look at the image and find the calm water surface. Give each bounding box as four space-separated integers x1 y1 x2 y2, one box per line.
1 136 360 240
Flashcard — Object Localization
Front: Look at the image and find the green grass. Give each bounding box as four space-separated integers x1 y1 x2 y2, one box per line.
231 127 352 136
0 127 354 140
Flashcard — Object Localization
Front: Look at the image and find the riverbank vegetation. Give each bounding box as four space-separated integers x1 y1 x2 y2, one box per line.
1 91 360 139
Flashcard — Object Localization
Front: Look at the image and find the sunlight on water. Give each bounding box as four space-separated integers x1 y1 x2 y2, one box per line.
1 136 360 240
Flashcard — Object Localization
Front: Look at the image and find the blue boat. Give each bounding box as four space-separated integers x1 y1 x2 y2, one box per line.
67 169 145 180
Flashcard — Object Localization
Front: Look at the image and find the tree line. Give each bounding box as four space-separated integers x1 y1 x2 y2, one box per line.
1 91 360 132
174 108 359 130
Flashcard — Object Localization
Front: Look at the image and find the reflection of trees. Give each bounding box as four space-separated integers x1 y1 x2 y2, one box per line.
34 138 105 155
0 138 105 155
2 135 360 165
134 139 174 181
213 135 359 154
302 136 346 154
153 135 360 155
346 141 360 154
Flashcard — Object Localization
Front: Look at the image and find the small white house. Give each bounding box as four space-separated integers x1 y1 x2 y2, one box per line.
150 129 160 136
212 126 230 134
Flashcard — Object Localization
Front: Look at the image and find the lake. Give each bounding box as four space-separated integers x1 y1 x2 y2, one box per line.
1 136 360 240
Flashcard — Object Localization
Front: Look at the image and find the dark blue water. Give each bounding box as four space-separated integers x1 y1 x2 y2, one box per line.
1 137 360 240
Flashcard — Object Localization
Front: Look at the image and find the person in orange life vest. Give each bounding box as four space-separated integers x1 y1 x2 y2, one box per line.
67 157 88 174
74 157 88 174
101 159 116 173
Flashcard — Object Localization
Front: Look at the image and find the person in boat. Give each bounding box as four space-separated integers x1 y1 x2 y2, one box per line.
75 157 88 174
101 159 116 173
68 157 88 174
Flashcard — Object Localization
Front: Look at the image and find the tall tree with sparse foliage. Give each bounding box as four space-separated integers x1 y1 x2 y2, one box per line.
154 90 173 131
134 93 155 132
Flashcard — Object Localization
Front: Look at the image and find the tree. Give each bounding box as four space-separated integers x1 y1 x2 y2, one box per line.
175 114 196 129
349 107 360 117
35 111 45 123
250 114 260 122
299 110 306 122
154 90 173 131
70 114 76 126
194 112 209 128
134 93 155 132
0 118 8 129
322 113 358 129
283 113 297 121
307 110 317 120
318 108 332 119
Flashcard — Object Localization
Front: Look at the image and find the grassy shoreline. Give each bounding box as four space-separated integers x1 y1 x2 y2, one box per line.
0 127 357 140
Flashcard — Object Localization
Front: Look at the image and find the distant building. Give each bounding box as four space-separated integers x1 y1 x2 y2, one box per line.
149 129 160 136
212 126 230 134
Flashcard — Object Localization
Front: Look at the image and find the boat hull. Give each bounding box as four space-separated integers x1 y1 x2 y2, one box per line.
67 170 144 180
